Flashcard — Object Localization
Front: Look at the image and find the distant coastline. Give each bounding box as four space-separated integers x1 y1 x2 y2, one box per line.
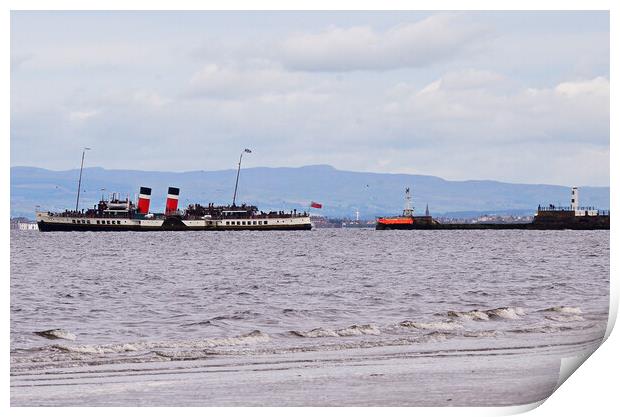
10 165 610 220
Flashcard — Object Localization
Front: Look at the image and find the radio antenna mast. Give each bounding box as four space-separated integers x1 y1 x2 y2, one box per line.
75 147 91 212
232 148 252 206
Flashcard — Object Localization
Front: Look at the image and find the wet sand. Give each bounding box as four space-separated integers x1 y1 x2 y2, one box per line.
11 337 601 406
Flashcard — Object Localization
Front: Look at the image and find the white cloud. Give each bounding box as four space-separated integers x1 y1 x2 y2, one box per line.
187 63 303 98
385 73 609 148
555 77 609 97
414 69 508 98
280 14 489 71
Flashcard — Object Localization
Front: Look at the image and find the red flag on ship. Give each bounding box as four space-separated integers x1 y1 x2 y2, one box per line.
310 201 322 209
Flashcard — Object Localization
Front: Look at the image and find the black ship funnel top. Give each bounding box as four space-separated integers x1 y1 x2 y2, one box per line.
166 187 180 214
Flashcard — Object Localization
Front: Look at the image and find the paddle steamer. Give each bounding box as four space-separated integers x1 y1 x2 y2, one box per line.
36 149 312 232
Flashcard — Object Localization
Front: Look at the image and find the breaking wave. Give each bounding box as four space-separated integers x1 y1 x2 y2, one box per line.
290 324 380 338
543 306 583 315
448 307 526 321
34 329 76 341
486 307 526 320
541 306 584 322
17 304 593 372
447 310 491 321
399 321 463 331
51 330 269 355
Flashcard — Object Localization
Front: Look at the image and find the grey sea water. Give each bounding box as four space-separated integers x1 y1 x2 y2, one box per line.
10 229 609 406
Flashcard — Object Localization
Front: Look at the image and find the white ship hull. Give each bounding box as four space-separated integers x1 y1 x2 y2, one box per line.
36 212 312 232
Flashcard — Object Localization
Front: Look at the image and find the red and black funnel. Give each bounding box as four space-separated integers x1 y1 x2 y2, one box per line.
165 187 180 214
137 187 152 214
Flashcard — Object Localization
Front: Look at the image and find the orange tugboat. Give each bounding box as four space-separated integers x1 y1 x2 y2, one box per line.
376 187 440 229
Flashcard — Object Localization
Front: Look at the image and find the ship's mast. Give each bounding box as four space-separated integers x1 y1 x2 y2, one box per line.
403 187 414 217
75 147 91 212
232 148 251 206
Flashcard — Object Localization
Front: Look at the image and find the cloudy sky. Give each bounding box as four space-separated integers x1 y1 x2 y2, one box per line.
10 11 609 186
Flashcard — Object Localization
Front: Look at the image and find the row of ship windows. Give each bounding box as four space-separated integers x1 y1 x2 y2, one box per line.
225 220 268 226
70 219 288 226
71 219 122 225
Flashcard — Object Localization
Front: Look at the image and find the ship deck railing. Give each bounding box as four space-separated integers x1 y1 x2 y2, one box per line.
43 211 136 219
185 212 310 220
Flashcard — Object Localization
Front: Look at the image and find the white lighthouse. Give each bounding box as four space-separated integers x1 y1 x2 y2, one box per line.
570 187 579 211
